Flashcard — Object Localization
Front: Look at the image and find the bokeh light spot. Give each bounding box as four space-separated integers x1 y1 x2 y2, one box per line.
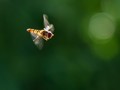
89 13 116 40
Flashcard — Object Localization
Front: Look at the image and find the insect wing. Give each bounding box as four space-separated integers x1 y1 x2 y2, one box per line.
49 24 54 32
33 37 44 49
43 14 50 27
30 32 44 49
43 14 54 32
30 32 38 40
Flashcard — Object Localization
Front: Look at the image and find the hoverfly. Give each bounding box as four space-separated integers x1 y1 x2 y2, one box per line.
27 14 54 49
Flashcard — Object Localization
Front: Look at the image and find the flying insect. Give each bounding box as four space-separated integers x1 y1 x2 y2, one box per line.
27 14 54 49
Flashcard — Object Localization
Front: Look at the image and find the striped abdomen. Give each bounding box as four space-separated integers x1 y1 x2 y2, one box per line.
27 28 40 34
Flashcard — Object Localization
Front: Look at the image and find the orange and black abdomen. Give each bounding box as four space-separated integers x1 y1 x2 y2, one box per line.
27 28 39 34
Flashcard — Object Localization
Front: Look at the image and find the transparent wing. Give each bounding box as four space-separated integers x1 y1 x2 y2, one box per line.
30 32 44 49
43 14 54 32
33 37 44 49
30 32 37 40
43 14 50 27
49 24 54 32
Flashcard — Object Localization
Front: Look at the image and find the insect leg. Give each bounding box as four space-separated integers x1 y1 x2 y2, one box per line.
33 36 39 42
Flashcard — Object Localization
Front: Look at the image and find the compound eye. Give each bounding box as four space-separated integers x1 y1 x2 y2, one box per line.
48 33 52 38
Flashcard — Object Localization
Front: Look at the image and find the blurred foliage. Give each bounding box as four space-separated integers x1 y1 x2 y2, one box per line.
0 0 120 90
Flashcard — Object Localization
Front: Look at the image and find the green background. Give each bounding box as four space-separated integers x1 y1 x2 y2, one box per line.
0 0 120 90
